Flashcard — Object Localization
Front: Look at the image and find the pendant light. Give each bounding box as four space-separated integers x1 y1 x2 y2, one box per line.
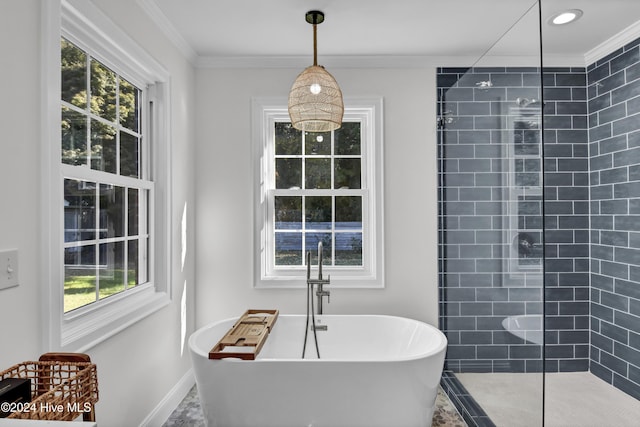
288 10 344 132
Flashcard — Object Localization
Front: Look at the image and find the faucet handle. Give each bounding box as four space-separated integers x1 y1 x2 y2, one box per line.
317 288 330 303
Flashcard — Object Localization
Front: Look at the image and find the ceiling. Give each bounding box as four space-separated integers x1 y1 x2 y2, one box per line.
141 0 640 66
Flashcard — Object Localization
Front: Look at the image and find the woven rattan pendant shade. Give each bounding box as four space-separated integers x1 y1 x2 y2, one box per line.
288 11 343 132
288 65 343 132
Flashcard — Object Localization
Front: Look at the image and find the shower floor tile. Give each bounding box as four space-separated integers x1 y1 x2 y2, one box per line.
162 385 467 427
456 372 640 427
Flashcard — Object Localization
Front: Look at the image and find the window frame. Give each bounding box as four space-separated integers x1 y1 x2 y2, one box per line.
252 97 384 288
60 37 151 313
42 0 172 351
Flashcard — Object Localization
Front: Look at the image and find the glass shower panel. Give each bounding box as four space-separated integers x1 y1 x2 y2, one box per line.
438 2 545 425
540 0 640 425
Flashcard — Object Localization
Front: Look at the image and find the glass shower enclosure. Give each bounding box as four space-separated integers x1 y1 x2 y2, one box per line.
438 0 640 426
438 2 545 425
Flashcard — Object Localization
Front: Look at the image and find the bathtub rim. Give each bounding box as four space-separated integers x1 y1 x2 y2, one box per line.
189 314 448 363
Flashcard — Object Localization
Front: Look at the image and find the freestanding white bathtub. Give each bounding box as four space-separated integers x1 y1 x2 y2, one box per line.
189 314 448 427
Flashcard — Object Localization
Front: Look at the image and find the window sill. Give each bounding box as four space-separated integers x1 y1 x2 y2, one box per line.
255 272 384 289
61 285 170 351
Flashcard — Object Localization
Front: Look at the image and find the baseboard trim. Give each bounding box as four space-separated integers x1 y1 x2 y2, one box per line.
139 368 195 427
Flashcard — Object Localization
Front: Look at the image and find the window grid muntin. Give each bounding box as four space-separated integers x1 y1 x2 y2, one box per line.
61 38 143 177
254 99 381 288
272 120 364 268
62 176 150 312
61 37 149 313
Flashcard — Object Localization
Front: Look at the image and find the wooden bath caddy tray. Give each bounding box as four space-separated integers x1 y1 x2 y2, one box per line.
209 309 279 360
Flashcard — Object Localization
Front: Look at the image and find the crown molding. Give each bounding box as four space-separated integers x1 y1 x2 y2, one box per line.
541 54 587 68
194 53 587 69
137 0 198 65
196 55 452 69
585 20 640 66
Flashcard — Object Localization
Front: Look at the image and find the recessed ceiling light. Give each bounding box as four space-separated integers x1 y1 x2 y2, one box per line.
549 9 583 25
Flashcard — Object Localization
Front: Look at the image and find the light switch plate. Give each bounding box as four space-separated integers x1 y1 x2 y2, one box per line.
0 249 19 290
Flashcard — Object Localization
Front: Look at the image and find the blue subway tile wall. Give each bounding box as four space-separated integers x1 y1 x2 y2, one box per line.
438 66 590 374
438 40 640 401
438 66 547 374
588 37 640 400
542 67 591 373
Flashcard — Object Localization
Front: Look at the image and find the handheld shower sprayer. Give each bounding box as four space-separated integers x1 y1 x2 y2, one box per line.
302 241 331 358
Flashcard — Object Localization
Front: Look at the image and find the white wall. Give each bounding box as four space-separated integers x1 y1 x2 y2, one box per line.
0 1 196 426
194 67 440 327
0 2 438 423
0 0 43 367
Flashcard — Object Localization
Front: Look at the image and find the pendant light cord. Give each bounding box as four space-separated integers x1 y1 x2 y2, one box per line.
313 23 318 66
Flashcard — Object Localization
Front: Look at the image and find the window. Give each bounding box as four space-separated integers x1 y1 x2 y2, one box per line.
42 1 171 350
253 98 384 288
61 38 149 313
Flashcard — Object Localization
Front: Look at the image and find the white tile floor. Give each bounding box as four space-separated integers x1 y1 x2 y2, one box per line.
456 372 640 427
